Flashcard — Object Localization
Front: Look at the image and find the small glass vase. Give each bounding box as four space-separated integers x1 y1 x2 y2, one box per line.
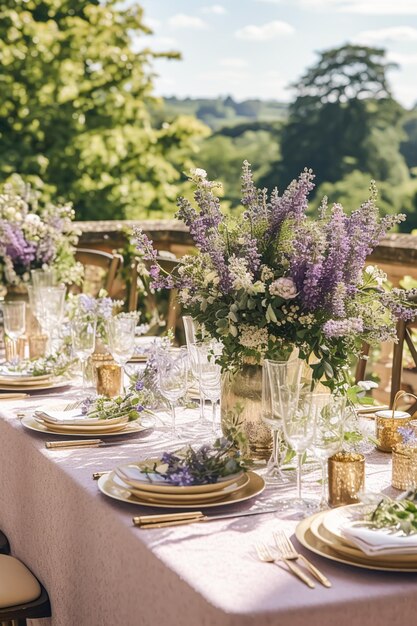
221 363 272 462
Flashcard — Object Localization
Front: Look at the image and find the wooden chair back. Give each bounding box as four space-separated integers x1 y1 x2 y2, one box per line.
75 248 123 297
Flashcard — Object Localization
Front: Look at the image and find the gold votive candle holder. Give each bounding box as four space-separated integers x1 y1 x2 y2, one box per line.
28 334 48 359
375 410 411 452
328 452 365 507
392 444 417 490
96 363 122 397
4 336 26 362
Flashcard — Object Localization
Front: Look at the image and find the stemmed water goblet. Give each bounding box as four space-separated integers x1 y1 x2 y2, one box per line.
183 316 208 425
71 316 96 389
195 341 222 434
37 285 66 353
267 358 316 514
310 393 346 510
106 315 136 392
263 358 308 485
2 301 26 364
157 347 189 437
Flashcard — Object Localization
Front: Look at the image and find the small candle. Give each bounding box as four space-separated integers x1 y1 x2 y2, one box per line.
96 363 122 397
328 452 365 507
375 410 411 453
28 334 48 359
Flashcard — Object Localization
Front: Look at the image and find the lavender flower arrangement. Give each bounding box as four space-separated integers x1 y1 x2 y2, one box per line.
0 175 83 286
80 387 152 422
66 293 138 344
141 438 249 486
135 163 417 389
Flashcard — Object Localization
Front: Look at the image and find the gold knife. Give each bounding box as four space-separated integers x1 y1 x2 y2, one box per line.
133 508 278 528
0 393 29 400
45 439 103 449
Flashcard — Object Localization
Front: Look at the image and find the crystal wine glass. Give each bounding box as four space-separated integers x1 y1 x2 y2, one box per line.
311 393 346 510
31 268 55 289
106 315 136 390
2 301 26 364
262 359 297 485
37 285 66 353
195 341 222 434
157 347 189 437
71 316 96 389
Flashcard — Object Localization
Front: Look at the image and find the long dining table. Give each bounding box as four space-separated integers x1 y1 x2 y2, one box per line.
0 387 416 626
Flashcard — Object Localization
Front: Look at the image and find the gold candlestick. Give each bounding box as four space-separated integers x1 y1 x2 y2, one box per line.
328 452 365 507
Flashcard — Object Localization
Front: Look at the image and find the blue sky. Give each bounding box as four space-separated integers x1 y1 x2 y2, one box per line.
136 0 417 108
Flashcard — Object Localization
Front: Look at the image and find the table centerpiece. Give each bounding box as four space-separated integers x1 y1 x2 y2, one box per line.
0 175 83 292
134 162 417 459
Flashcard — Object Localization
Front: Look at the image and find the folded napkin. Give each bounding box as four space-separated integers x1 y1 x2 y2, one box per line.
34 409 87 424
342 523 417 556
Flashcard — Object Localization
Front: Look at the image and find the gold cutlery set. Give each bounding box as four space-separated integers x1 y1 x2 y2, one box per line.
256 530 331 589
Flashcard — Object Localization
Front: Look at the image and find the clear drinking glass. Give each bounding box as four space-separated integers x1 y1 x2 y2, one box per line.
106 316 136 389
37 285 66 353
311 393 346 510
183 316 207 425
280 389 315 514
71 316 96 388
31 268 55 289
157 347 189 437
262 360 291 485
195 341 222 434
2 301 26 364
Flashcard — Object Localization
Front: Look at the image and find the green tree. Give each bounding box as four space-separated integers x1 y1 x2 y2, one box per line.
0 0 209 219
265 44 408 191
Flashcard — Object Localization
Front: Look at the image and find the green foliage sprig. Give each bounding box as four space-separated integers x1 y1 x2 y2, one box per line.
367 494 417 535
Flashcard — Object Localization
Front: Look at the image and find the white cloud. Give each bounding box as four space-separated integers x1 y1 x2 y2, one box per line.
355 26 417 43
297 0 417 15
389 52 417 66
201 4 227 14
219 57 249 68
144 17 161 31
254 0 282 4
235 20 295 41
168 14 208 30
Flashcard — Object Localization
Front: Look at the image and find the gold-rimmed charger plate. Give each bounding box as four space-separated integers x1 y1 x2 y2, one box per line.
119 473 250 504
310 511 417 565
98 470 265 510
21 415 154 438
114 462 245 495
0 379 70 392
296 513 417 572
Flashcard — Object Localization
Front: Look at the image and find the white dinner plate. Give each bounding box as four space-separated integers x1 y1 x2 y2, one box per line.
98 470 265 510
117 473 250 504
21 415 154 438
115 462 244 494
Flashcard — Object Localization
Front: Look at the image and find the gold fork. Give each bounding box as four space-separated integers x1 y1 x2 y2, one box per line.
274 530 331 588
255 542 315 588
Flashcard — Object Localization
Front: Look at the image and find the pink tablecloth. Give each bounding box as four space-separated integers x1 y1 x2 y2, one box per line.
0 395 416 626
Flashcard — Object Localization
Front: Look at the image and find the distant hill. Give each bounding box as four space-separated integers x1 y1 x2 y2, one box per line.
158 96 288 130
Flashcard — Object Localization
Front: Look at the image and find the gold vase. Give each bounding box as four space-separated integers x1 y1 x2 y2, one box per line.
221 364 272 462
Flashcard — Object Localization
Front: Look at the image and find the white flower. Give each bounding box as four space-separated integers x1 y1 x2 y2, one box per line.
357 380 378 391
238 324 269 350
269 277 297 299
190 168 207 179
261 265 274 282
25 213 41 225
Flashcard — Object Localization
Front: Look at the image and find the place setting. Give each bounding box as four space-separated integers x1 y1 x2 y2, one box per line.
296 493 417 573
96 438 267 515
